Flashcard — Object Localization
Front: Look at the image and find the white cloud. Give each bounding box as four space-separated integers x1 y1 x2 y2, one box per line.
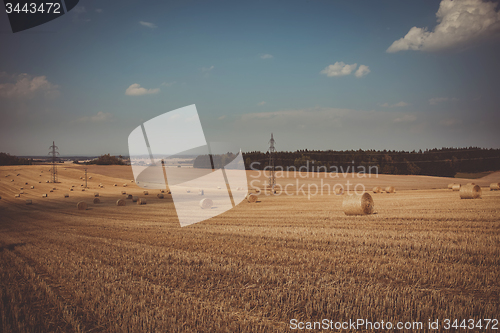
139 21 157 29
125 83 160 96
0 73 59 99
75 112 112 123
429 97 459 104
257 101 267 106
381 101 409 108
320 62 358 77
393 114 417 123
393 101 409 107
387 0 500 53
260 54 274 59
354 65 371 78
201 66 214 72
161 81 176 87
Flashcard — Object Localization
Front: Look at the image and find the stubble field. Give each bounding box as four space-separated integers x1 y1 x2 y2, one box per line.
0 165 499 332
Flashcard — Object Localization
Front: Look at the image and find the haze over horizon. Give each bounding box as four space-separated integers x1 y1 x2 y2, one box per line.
1 0 500 156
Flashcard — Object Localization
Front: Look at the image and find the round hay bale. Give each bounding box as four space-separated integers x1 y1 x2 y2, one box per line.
217 186 221 189
20 187 23 190
20 191 24 194
137 198 147 205
114 184 117 187
121 191 126 195
25 182 28 185
342 193 374 215
42 194 47 197
64 194 69 198
12 179 15 182
30 186 34 189
160 190 165 193
25 199 32 205
93 197 101 204
130 180 134 183
385 186 395 193
200 198 213 209
123 184 127 187
157 193 164 199
49 190 53 193
247 193 258 203
199 189 204 195
89 176 92 179
70 188 73 191
460 184 482 199
448 183 455 189
372 187 382 193
15 194 20 198
116 199 126 206
490 183 500 191
94 192 99 197
334 187 344 195
81 189 85 192
80 177 82 179
132 196 138 202
126 194 133 199
452 184 461 191
77 201 87 210
186 190 191 193
143 191 149 195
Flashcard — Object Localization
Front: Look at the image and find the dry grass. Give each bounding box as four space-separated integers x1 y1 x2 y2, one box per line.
0 165 499 332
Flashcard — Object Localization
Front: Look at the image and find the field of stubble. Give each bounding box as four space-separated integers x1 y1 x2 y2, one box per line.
0 165 499 332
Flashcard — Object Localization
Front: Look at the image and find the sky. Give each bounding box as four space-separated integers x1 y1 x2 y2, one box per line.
0 0 499 156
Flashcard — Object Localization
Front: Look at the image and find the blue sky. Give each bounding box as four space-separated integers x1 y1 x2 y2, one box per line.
0 0 499 155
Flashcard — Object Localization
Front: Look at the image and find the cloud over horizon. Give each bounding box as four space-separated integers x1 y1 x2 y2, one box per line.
381 101 409 108
321 62 370 78
260 54 274 59
387 0 500 53
139 21 157 29
125 83 160 96
75 111 113 123
0 73 59 99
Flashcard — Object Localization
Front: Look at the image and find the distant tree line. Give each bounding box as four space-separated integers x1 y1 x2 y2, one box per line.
193 152 237 169
0 152 32 165
193 147 500 178
85 154 125 165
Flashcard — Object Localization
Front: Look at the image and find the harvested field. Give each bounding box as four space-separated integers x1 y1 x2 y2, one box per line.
0 165 499 332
